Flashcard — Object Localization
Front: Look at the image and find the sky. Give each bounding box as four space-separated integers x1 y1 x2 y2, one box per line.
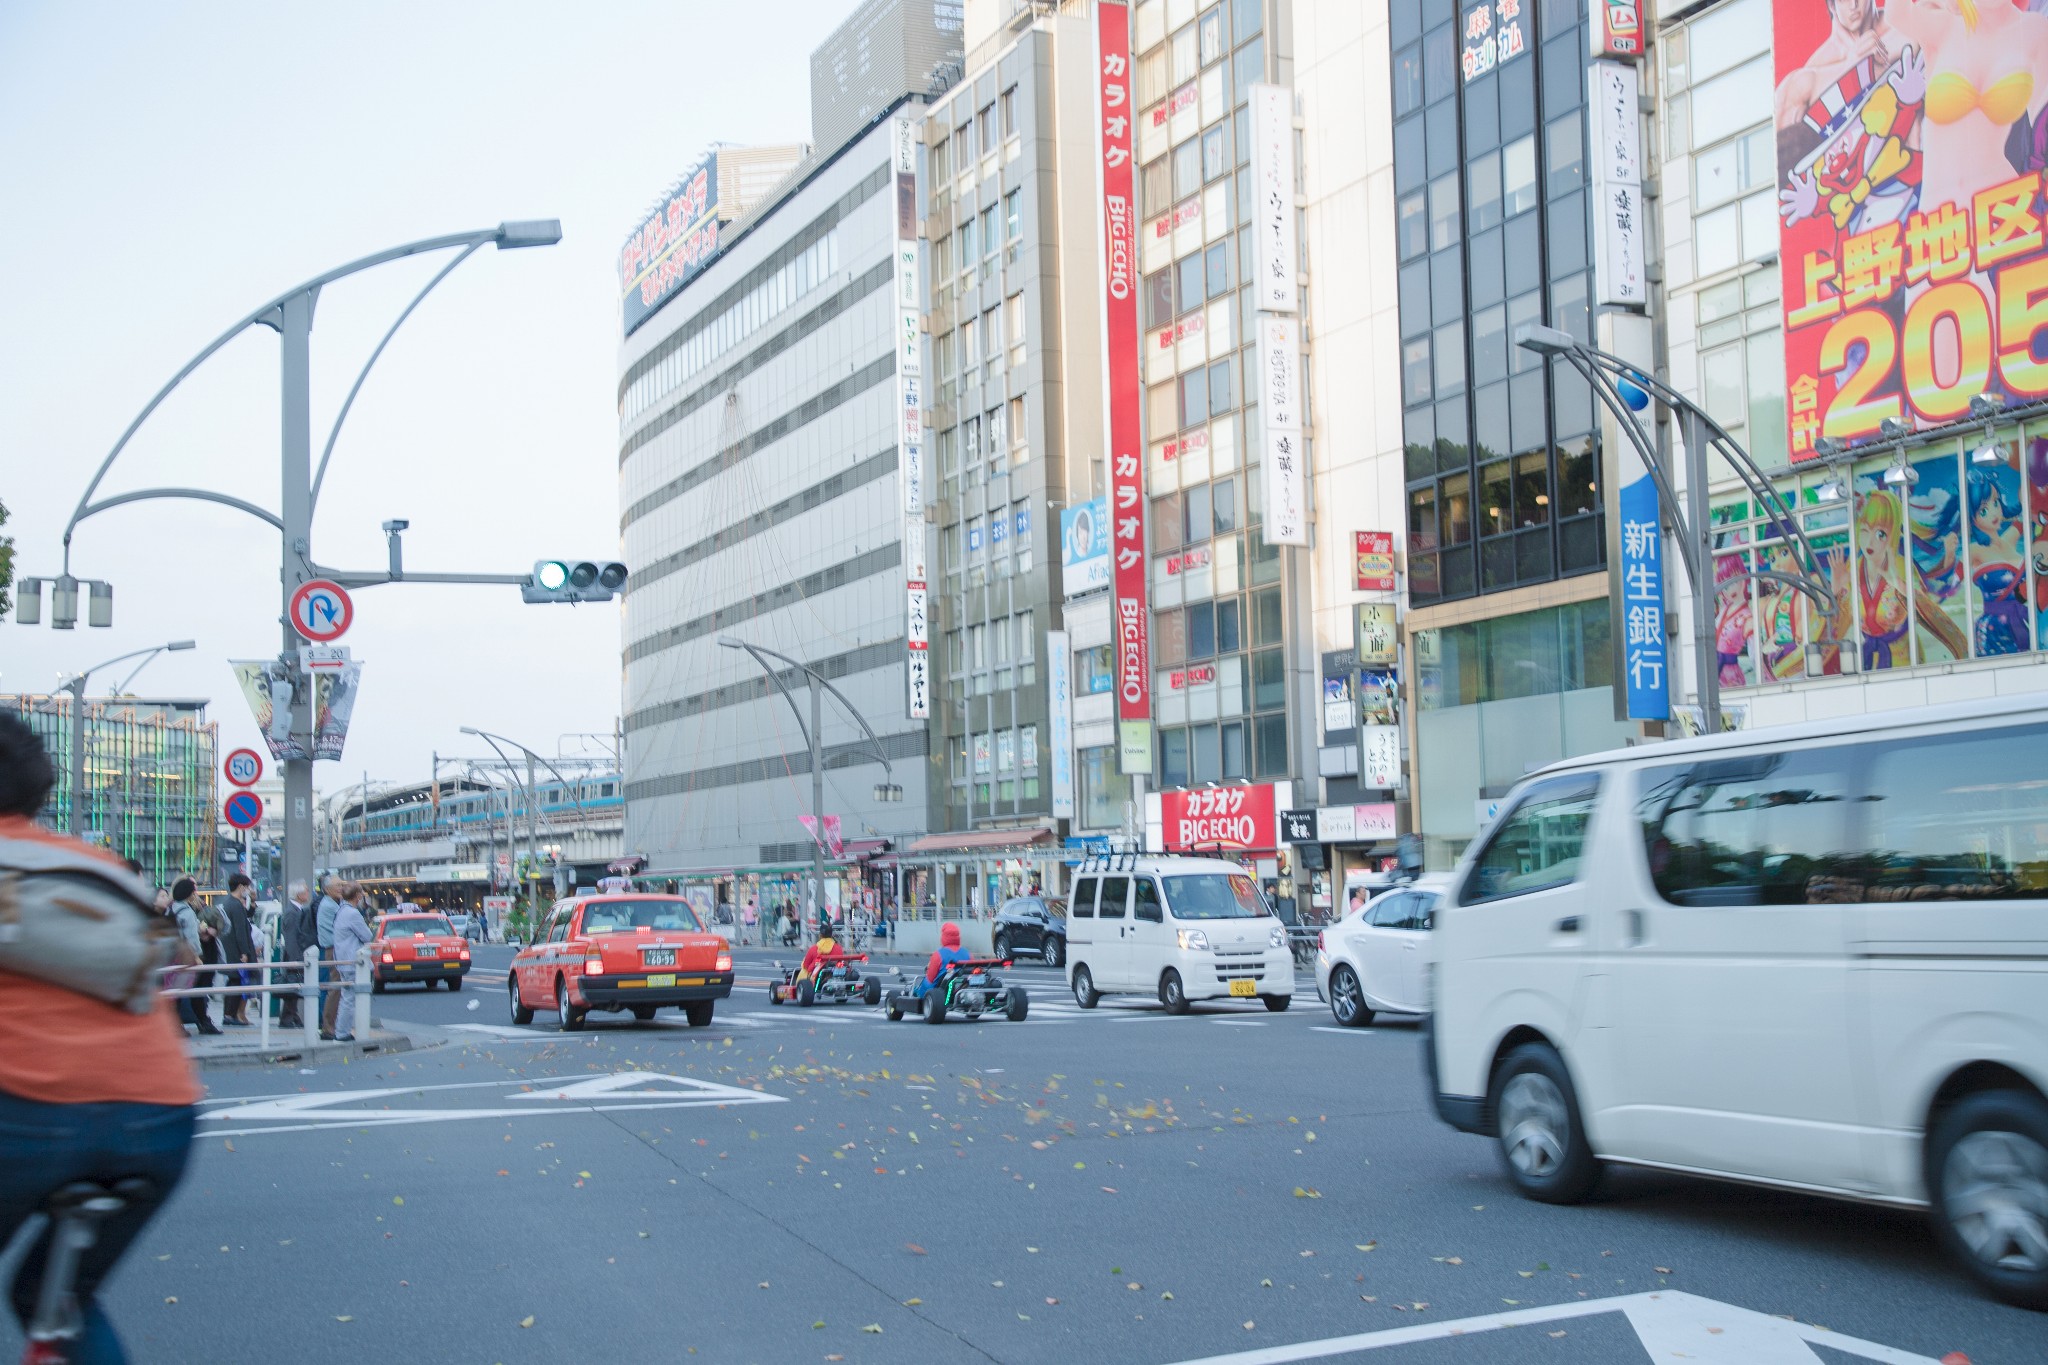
0 0 855 796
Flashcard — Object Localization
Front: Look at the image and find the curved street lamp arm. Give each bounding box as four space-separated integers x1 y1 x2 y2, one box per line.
63 225 509 566
310 240 486 513
76 487 285 532
728 640 895 777
68 642 175 691
465 728 588 826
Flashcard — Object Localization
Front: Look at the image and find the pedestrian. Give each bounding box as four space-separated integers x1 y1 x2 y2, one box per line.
278 880 316 1030
151 886 171 916
0 711 202 1365
219 873 257 1026
316 876 343 1041
741 899 758 946
325 883 372 1044
167 880 221 1036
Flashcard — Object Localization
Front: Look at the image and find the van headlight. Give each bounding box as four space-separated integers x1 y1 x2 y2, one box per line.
1177 928 1210 951
1268 924 1286 949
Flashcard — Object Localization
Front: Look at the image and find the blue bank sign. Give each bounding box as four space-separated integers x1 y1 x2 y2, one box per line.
1618 473 1668 720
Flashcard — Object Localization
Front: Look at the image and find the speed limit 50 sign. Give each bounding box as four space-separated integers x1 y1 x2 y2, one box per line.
224 748 264 788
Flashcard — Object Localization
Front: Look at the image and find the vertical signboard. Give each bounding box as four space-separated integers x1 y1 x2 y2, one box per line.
1618 470 1670 720
1593 0 1643 57
1256 314 1308 545
1771 2 2044 458
1353 530 1396 592
1098 0 1151 776
893 115 930 720
1248 84 1297 314
1588 60 1645 308
1047 629 1076 819
1361 724 1402 789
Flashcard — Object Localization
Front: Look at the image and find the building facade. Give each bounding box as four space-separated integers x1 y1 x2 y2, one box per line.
618 1 962 904
4 694 219 888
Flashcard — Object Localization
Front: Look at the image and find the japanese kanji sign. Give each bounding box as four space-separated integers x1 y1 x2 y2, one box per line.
1098 0 1151 775
1618 473 1670 720
1249 84 1297 314
1257 314 1308 546
1589 60 1645 308
893 112 928 719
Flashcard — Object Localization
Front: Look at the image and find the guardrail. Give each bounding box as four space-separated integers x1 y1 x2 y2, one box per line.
156 948 369 1050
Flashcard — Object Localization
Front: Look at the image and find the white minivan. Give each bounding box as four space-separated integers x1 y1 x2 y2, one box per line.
1427 694 2048 1308
1066 854 1294 1013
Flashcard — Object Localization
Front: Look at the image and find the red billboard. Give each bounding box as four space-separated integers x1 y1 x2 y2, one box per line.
1774 1 2048 459
1159 785 1279 853
1099 0 1152 775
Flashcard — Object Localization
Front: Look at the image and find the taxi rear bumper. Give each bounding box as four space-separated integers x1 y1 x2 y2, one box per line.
573 971 734 1008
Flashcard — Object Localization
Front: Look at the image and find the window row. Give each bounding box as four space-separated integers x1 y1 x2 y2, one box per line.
946 611 1038 678
1158 713 1288 788
950 723 1041 780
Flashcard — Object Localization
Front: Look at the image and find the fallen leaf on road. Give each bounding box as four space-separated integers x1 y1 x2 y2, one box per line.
1292 1186 1321 1198
156 1254 171 1261
1519 1270 1536 1278
578 1171 592 1180
860 1324 882 1334
1940 1355 1971 1365
1045 1297 1059 1305
223 1140 235 1152
1242 1321 1255 1331
905 1243 927 1255
1654 1266 1672 1275
1026 1246 1039 1253
1126 1282 1142 1291
1549 1331 1567 1338
1102 1186 1119 1194
758 1282 770 1289
1260 1278 1273 1288
332 1314 348 1321
518 1317 533 1329
164 1297 178 1305
391 1196 404 1206
1161 1292 1173 1301
1444 1257 1463 1266
1356 1242 1378 1252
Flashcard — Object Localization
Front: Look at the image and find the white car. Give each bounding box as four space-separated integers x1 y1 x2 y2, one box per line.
1315 876 1448 1026
1065 854 1294 1013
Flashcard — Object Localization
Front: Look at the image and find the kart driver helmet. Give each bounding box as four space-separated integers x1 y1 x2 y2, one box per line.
941 922 961 948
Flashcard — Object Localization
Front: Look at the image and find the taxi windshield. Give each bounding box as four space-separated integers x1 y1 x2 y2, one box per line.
1161 873 1266 920
381 917 453 938
580 898 703 933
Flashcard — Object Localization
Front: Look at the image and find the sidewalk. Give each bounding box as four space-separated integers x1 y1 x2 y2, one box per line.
182 1024 415 1070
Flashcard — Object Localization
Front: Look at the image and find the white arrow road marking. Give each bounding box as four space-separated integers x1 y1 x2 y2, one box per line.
198 1071 784 1137
1152 1290 1942 1365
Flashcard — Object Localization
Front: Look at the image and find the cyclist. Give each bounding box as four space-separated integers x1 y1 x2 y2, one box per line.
0 711 200 1364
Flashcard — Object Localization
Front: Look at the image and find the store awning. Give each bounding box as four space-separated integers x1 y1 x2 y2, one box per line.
903 828 1057 855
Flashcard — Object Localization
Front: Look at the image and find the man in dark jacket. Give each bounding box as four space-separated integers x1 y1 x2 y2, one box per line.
220 873 258 1025
278 880 317 1029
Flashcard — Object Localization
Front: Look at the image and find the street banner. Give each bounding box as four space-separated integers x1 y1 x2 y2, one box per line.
1047 629 1076 819
1096 0 1151 776
232 659 363 761
314 660 363 761
799 814 845 858
1772 0 2048 458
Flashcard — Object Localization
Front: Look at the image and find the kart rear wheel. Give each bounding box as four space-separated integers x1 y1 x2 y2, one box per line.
1007 986 1030 1022
923 990 947 1025
863 978 882 1006
768 983 782 1005
796 979 814 1008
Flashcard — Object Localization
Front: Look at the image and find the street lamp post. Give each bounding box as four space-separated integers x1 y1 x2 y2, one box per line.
717 637 902 929
460 727 590 918
59 640 196 838
1514 324 1838 733
20 222 560 906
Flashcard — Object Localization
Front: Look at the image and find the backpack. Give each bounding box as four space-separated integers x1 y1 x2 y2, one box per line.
0 836 178 1014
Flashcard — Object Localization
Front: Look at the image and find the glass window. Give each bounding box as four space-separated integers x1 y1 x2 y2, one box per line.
1464 775 1601 904
1188 601 1217 659
1184 481 1212 543
1502 135 1536 217
1080 747 1129 829
1691 57 1772 148
1397 192 1428 260
1161 727 1191 787
1393 42 1424 116
1433 320 1465 394
1514 451 1551 527
1205 241 1232 298
1202 124 1227 182
1546 111 1582 198
1253 586 1282 645
1472 304 1507 387
1001 86 1018 140
1099 875 1131 920
1145 268 1175 329
1152 491 1183 553
1216 596 1242 652
1076 644 1115 694
1005 189 1022 241
1173 137 1202 199
1639 748 1864 906
1143 155 1172 210
1199 5 1224 63
1441 471 1473 545
1191 723 1221 783
1467 150 1502 234
1402 337 1432 406
1558 439 1598 517
1180 368 1210 428
1213 476 1238 533
1481 460 1512 538
1252 646 1284 709
1867 725 2048 898
1070 876 1097 917
1255 712 1288 777
1207 357 1236 416
1177 251 1205 314
1428 172 1460 251
1155 604 1188 664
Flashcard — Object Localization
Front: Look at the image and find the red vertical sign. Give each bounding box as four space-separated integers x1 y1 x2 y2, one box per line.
1098 0 1151 776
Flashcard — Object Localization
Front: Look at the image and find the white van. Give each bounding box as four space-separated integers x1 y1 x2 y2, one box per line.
1427 694 2048 1308
1066 854 1293 1013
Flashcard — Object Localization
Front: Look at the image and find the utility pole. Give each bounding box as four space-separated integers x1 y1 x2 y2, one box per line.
810 676 825 925
526 752 539 918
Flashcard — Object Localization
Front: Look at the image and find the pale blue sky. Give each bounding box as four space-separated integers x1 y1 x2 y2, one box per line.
0 0 851 790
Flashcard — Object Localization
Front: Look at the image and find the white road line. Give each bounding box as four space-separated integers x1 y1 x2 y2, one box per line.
1211 1019 1267 1026
1154 1289 1941 1365
1309 1026 1379 1036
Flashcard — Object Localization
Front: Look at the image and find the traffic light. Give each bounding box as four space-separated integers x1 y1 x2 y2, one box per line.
522 559 628 604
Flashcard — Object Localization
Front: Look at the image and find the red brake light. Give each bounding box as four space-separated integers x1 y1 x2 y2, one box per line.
459 949 471 960
715 954 733 971
380 951 393 963
584 955 604 975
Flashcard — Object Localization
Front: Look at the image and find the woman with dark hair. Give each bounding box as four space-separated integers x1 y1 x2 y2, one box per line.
0 710 201 1362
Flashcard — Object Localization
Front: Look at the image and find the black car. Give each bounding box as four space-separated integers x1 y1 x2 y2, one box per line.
991 896 1066 968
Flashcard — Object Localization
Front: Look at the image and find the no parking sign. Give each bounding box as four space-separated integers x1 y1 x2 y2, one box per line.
223 790 263 830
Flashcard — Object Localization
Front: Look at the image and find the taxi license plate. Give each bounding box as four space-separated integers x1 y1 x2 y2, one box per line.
643 949 676 966
1228 979 1256 998
413 944 435 957
648 974 676 988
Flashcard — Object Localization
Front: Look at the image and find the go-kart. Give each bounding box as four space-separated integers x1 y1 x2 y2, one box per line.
884 957 1028 1024
768 952 883 1007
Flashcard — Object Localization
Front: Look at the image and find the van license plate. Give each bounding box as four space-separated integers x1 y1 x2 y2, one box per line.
648 974 675 988
1228 979 1256 998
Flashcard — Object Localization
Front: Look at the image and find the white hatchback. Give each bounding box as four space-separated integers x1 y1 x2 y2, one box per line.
1065 854 1294 1013
1315 876 1449 1026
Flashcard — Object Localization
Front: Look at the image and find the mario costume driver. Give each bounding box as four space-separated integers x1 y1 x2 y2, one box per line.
915 922 973 998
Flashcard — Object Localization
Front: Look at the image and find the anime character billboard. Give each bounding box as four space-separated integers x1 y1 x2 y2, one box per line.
1774 0 2048 461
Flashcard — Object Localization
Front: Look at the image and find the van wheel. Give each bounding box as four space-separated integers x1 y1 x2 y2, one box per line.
1043 936 1064 969
508 977 533 1025
1262 994 1291 1012
1159 969 1190 1015
1072 965 1099 1009
1491 1043 1599 1204
1928 1088 2048 1309
1328 966 1373 1027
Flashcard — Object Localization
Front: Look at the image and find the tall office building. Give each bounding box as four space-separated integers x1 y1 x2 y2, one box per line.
618 0 962 906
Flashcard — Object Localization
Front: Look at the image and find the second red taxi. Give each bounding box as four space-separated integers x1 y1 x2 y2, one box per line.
371 912 473 991
508 894 733 1030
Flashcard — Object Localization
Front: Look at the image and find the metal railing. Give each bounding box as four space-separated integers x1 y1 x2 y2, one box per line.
156 948 371 1050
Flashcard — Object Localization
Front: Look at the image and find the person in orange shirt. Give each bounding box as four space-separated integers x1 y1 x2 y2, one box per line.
0 711 201 1363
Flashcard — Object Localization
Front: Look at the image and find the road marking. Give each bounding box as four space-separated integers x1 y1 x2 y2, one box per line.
1152 1290 1940 1365
447 1024 555 1040
1309 1026 1378 1036
1212 1019 1268 1026
199 1070 785 1137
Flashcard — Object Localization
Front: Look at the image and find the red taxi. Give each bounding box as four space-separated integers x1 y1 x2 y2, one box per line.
508 894 732 1030
371 912 473 991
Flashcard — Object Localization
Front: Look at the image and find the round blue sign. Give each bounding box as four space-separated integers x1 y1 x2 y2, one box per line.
223 790 263 830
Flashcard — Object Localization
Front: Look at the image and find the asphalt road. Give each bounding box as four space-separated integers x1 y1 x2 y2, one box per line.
9 944 2037 1364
